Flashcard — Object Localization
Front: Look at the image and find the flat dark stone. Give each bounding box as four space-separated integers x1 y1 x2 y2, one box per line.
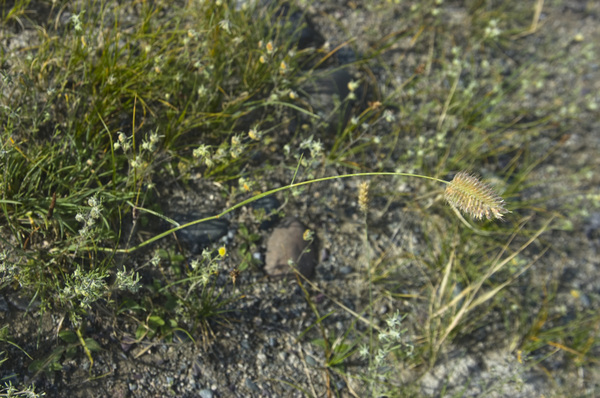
250 196 281 229
169 213 229 254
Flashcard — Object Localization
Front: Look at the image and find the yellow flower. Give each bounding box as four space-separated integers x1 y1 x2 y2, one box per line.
302 229 314 241
248 128 261 141
218 247 227 257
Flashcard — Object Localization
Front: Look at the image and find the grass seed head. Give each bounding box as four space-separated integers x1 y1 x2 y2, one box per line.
358 181 370 214
445 171 508 220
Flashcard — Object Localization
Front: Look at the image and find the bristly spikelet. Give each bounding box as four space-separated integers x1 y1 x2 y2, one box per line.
358 181 370 214
445 172 508 220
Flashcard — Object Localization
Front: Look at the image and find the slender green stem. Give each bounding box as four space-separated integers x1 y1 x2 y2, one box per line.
88 172 448 254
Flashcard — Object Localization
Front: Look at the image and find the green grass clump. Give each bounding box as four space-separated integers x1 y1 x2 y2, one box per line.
1 0 321 375
1 0 307 313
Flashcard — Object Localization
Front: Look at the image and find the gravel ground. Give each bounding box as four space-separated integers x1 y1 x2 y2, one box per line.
1 1 599 397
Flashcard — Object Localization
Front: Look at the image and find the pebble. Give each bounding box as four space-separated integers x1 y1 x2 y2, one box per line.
199 388 213 398
241 339 251 350
256 352 267 363
305 354 318 367
245 378 260 392
339 265 353 275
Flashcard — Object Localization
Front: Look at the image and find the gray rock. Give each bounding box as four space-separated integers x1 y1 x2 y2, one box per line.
265 218 318 279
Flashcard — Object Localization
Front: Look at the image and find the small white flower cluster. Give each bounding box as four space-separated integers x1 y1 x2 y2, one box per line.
230 134 243 159
299 135 323 159
193 125 265 169
238 177 252 192
113 132 130 152
347 80 360 100
153 54 164 74
187 28 199 40
282 135 324 182
0 381 46 398
69 12 84 33
359 310 413 368
256 39 295 76
75 195 102 237
189 248 224 288
289 135 323 170
484 19 501 39
258 40 275 64
141 131 160 152
61 265 108 314
192 144 210 159
113 131 160 154
383 109 395 123
113 130 161 173
150 253 161 267
218 19 231 34
115 266 141 293
193 144 215 168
